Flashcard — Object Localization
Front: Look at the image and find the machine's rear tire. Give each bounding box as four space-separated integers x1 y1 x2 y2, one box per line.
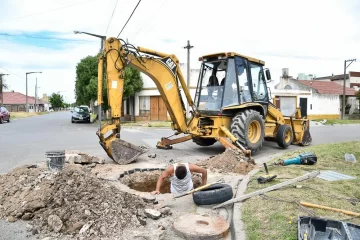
276 124 293 148
192 137 217 147
230 110 264 154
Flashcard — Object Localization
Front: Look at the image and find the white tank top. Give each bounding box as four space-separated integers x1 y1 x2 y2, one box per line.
170 163 194 194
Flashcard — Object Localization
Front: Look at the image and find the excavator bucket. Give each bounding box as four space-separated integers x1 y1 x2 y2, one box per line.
300 129 312 146
110 139 148 164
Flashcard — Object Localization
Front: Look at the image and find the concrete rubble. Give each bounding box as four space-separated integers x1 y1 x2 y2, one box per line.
65 150 105 164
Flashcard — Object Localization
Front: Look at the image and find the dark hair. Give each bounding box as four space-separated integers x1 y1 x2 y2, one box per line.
175 165 187 180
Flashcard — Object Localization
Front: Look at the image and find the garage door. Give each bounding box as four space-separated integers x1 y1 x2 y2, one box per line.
150 96 168 121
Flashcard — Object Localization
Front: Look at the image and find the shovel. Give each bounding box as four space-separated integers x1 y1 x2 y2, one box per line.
174 178 225 199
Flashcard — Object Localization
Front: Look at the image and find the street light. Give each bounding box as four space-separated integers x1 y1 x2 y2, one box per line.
26 71 42 112
74 30 106 130
0 73 9 107
341 59 356 119
74 30 106 52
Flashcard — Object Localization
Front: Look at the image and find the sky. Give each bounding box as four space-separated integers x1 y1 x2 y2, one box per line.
0 0 360 103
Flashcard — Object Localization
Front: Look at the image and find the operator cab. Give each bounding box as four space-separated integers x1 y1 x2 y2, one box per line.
194 52 271 115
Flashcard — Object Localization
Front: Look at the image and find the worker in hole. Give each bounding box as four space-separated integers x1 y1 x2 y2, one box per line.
151 163 207 194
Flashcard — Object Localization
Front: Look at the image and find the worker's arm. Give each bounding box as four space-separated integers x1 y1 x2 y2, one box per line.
151 166 174 195
189 164 207 186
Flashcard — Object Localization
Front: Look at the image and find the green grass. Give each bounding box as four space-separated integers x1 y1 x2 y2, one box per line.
10 111 49 119
314 119 360 125
242 141 360 240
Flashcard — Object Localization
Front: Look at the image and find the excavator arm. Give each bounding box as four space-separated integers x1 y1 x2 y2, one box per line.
97 37 196 164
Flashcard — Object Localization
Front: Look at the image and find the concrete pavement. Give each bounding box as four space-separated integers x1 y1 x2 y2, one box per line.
1 111 360 173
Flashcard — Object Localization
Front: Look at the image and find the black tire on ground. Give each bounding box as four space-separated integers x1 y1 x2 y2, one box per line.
192 183 233 206
71 118 74 123
7 117 10 123
230 109 265 154
276 124 293 148
0 117 3 124
192 137 217 147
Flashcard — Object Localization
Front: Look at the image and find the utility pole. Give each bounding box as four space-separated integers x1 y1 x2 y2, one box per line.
26 71 42 112
183 40 193 117
0 73 9 107
341 59 356 119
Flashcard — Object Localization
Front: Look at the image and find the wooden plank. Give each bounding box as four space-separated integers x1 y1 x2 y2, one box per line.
158 97 167 121
300 201 360 217
213 171 319 209
150 96 159 121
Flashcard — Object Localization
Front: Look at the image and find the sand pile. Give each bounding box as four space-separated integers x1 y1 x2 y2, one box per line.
0 165 146 239
197 148 256 174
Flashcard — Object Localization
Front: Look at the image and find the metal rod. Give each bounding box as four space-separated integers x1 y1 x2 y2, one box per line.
26 73 28 112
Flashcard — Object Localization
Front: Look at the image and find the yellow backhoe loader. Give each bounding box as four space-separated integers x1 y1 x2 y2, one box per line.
96 37 312 164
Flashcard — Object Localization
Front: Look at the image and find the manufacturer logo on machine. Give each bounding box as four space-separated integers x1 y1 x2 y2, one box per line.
160 57 177 76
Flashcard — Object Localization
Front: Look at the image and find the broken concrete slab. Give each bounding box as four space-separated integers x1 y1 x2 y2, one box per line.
65 152 105 165
47 215 63 233
145 209 162 220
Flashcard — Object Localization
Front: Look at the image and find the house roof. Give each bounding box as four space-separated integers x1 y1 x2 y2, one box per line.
314 71 360 81
297 80 356 95
3 92 45 104
314 74 349 81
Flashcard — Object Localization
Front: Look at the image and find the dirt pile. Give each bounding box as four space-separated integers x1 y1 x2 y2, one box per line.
197 148 256 174
0 165 147 239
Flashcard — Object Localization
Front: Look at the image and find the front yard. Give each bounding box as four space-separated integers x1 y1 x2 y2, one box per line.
242 141 360 240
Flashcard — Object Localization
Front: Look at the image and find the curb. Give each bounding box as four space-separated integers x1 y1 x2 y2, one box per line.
230 153 284 240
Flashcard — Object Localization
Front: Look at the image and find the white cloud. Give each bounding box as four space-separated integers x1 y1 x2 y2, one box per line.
0 0 359 102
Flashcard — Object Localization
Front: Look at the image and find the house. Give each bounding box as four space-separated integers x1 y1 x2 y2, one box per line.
273 77 356 119
314 71 360 91
122 63 198 121
3 91 49 112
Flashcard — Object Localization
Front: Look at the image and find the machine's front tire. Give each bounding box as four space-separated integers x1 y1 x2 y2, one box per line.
192 137 217 147
276 124 293 148
230 110 264 154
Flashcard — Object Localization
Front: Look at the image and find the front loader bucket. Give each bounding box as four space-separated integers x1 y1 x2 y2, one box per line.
111 139 148 164
300 129 312 146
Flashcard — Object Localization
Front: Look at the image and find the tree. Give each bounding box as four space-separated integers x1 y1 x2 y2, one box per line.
49 93 64 110
123 67 143 98
356 91 360 112
75 55 98 105
74 54 143 111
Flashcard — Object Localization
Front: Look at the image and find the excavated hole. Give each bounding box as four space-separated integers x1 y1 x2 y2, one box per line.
196 220 209 226
120 170 202 194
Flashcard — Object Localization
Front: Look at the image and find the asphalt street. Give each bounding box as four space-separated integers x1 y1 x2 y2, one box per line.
1 111 360 173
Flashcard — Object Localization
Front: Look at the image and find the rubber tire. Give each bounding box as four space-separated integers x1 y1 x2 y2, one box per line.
71 118 74 123
192 183 233 206
7 117 10 123
230 109 265 154
276 124 293 148
0 117 3 124
192 137 217 147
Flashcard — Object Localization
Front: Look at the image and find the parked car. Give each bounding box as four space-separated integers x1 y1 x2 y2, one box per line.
79 105 92 113
71 106 90 123
0 107 10 124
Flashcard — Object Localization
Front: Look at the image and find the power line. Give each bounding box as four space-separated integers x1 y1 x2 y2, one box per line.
105 0 119 35
117 0 142 38
0 0 98 24
0 32 96 42
0 65 24 79
132 0 167 41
